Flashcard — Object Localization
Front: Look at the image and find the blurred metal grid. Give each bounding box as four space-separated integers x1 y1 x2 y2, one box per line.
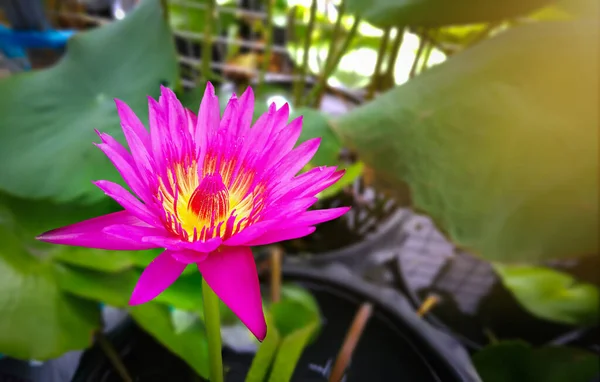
398 213 497 315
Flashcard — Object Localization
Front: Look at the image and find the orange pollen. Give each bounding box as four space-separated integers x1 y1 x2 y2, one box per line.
187 174 230 224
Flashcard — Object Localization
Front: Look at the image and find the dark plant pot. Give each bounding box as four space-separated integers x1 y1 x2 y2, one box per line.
41 264 478 382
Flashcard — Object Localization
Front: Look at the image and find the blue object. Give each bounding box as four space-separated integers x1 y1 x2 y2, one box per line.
0 24 75 70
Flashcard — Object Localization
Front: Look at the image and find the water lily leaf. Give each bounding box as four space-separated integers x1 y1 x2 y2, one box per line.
494 264 599 326
53 247 161 273
245 313 280 382
268 322 318 382
0 0 178 203
294 107 343 168
345 0 554 28
473 341 600 382
335 20 599 263
56 265 204 312
130 302 209 379
317 161 364 200
0 200 101 360
271 283 321 338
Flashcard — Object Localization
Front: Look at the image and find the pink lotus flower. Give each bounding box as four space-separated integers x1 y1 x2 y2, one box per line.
37 83 349 341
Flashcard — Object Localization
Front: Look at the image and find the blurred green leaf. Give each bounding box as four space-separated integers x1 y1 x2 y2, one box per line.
268 322 318 382
346 0 554 28
270 283 321 340
169 0 236 33
473 341 600 382
335 20 599 263
317 161 363 200
56 265 204 312
294 107 343 167
54 247 160 273
245 313 280 382
0 0 178 203
494 264 599 326
0 201 101 360
130 302 210 378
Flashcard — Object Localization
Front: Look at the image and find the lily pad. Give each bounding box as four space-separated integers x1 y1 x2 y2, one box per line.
494 264 599 326
0 0 178 203
56 265 205 312
473 341 600 382
345 0 554 28
335 20 599 263
0 198 102 360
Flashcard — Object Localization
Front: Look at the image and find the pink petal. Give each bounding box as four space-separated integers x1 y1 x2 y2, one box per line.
197 246 266 341
246 226 317 246
277 207 350 230
36 211 158 250
129 250 187 305
195 82 221 155
95 140 152 203
224 220 277 246
93 180 158 225
260 196 318 222
114 99 152 164
234 86 255 136
269 166 337 203
299 169 346 198
171 250 208 264
262 116 303 169
102 224 169 243
266 138 321 184
141 236 223 253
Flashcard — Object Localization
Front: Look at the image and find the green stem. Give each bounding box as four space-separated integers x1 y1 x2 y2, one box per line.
95 332 133 382
418 41 433 73
257 0 275 92
306 0 345 107
409 28 426 79
383 26 405 89
307 15 361 107
293 0 318 107
200 0 216 84
366 27 390 100
160 0 169 22
202 278 224 382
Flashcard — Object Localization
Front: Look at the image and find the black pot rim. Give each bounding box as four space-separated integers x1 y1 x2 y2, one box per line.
277 263 482 382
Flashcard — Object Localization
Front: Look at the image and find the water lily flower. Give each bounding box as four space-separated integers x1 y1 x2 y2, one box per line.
37 83 349 341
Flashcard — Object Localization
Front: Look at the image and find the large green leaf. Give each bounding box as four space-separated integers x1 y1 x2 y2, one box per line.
245 313 280 382
494 264 599 326
335 20 599 263
0 200 102 360
345 0 554 28
268 322 318 382
0 0 178 203
473 341 600 382
56 265 204 312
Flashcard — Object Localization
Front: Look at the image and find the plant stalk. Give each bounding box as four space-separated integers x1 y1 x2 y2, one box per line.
366 27 390 100
257 0 275 92
200 0 216 84
95 332 133 382
307 15 361 108
202 278 224 382
270 246 282 303
383 26 405 90
409 28 427 79
307 0 345 107
160 0 169 22
329 303 373 382
293 0 318 107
